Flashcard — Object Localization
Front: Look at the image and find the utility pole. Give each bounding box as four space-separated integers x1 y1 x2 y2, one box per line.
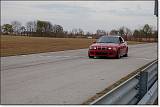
154 0 158 17
154 0 158 42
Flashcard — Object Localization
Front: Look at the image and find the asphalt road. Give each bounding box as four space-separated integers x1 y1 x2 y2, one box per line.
1 43 157 104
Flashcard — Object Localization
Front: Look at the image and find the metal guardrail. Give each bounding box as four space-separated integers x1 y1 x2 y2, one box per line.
91 60 158 105
138 81 158 104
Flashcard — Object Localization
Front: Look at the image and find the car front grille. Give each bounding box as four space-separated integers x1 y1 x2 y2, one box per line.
97 47 107 50
95 52 107 55
98 48 101 50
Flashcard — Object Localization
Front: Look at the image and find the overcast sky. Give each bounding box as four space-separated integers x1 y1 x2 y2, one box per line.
1 1 157 33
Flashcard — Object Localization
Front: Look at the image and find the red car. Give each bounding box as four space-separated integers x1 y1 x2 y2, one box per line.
88 36 128 59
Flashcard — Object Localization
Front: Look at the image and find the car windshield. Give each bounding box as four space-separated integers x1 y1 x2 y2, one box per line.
97 36 120 44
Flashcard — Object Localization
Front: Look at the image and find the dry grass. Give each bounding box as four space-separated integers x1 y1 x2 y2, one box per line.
1 35 146 57
1 35 95 57
126 41 147 45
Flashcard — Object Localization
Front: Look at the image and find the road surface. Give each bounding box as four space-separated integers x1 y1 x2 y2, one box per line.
1 43 157 104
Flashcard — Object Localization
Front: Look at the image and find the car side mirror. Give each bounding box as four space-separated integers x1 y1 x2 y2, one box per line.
120 41 124 43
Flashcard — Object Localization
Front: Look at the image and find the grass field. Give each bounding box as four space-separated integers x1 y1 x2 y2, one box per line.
1 35 146 57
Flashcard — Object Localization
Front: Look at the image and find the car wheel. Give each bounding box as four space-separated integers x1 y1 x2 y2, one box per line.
124 48 128 57
89 55 94 58
116 50 121 59
123 53 128 57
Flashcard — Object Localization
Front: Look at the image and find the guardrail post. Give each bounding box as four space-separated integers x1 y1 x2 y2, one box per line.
139 71 148 99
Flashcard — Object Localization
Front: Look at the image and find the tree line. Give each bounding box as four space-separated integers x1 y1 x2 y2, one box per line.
0 20 157 41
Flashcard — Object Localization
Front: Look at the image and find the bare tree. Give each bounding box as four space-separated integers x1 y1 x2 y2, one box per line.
77 28 84 36
86 32 92 36
20 26 26 36
71 28 78 36
110 29 119 35
96 29 106 38
11 21 21 35
118 27 125 36
26 21 37 36
133 29 140 38
125 28 132 36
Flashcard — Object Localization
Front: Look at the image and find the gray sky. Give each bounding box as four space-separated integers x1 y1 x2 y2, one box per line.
1 1 157 33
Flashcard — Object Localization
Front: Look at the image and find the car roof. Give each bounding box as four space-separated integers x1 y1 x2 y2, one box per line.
101 35 121 38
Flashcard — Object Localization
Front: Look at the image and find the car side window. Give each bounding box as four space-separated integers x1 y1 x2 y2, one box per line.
119 37 122 43
121 37 125 43
119 37 124 43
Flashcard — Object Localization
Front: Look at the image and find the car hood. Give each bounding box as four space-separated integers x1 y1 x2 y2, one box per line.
91 43 119 47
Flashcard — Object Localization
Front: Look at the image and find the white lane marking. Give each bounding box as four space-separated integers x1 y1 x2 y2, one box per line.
21 55 27 56
135 57 153 61
40 55 86 58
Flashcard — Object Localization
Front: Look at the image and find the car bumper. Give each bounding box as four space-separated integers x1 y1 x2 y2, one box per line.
88 49 117 57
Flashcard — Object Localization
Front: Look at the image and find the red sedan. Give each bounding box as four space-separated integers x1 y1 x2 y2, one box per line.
88 36 128 59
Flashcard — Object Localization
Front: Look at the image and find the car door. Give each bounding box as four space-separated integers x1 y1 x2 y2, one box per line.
122 37 127 55
119 37 126 55
119 37 123 55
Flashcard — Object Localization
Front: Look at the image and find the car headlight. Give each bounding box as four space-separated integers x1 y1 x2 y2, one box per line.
93 47 97 50
108 47 112 50
89 46 97 50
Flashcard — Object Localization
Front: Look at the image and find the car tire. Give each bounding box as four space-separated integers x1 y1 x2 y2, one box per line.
123 53 128 57
124 48 128 57
89 55 94 58
116 50 121 59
